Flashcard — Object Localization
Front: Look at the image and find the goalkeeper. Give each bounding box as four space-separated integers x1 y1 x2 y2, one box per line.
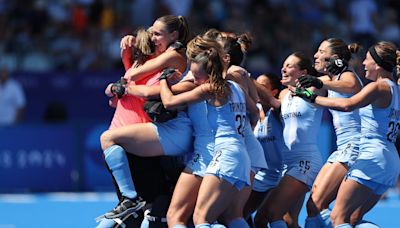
97 15 191 228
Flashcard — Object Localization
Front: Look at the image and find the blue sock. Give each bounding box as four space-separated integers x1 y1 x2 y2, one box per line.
355 220 380 228
270 220 288 228
305 215 321 228
140 216 150 228
96 218 116 228
172 225 188 228
195 223 211 228
211 223 226 228
228 218 249 228
320 209 333 228
104 145 137 199
335 224 352 228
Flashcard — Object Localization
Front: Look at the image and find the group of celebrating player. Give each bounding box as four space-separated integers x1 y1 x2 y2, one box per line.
94 14 400 228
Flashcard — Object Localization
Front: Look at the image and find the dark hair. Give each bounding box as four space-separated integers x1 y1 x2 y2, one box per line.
202 29 252 66
221 33 252 66
292 52 318 75
259 72 282 92
325 38 361 62
156 15 189 45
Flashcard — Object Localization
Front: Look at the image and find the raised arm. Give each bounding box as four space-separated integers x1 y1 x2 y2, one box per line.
120 35 136 70
124 51 186 82
159 79 210 110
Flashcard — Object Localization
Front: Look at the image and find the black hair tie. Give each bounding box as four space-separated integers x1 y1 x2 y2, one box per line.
368 46 395 72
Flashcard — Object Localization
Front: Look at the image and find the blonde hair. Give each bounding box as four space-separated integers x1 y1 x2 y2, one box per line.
397 50 400 84
186 36 230 99
133 28 154 66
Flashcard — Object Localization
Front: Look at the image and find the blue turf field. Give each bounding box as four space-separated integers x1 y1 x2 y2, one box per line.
0 190 399 228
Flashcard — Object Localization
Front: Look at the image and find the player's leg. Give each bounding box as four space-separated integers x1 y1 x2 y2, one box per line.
101 123 164 157
284 193 305 228
254 176 308 228
167 169 203 227
330 179 374 227
193 175 241 226
305 162 347 228
98 124 159 219
219 172 255 227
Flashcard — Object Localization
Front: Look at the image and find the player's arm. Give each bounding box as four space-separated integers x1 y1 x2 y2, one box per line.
127 80 197 99
120 35 136 70
105 83 114 97
247 77 261 105
309 80 390 111
160 79 210 110
244 91 260 128
255 81 281 109
124 51 185 82
319 72 362 94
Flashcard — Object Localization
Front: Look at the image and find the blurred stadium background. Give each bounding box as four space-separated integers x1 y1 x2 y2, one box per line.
0 0 399 227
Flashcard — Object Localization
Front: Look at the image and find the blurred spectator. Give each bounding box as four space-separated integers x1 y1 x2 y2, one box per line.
21 50 52 72
0 66 26 125
0 53 17 72
71 3 88 34
130 0 156 27
348 0 378 49
162 0 193 17
0 0 397 74
99 1 114 30
379 8 400 46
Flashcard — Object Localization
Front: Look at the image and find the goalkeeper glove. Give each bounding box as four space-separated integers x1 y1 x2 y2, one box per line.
294 87 317 103
325 56 347 75
298 75 323 89
158 68 176 81
111 77 127 98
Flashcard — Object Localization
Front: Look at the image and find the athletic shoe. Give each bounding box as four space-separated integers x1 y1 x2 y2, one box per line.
104 197 146 219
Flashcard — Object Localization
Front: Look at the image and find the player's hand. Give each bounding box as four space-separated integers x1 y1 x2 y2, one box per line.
297 75 323 89
325 56 347 75
168 41 185 51
105 83 114 97
111 77 127 99
120 35 136 66
293 87 317 103
109 96 118 108
158 68 177 81
120 35 136 50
